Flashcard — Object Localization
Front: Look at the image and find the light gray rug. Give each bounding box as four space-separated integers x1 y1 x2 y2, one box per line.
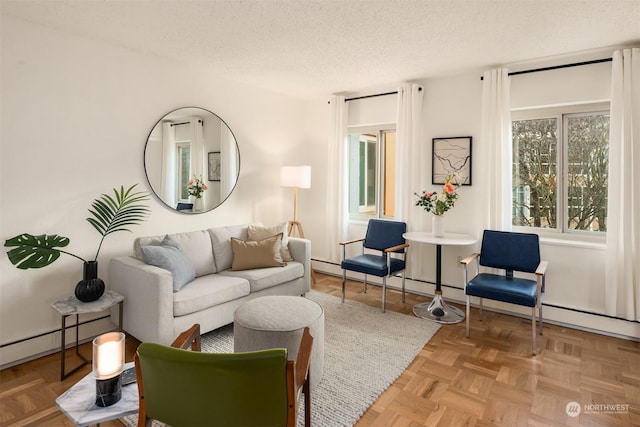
122 290 440 426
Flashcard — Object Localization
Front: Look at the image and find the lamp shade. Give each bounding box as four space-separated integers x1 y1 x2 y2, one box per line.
93 332 125 380
280 166 311 189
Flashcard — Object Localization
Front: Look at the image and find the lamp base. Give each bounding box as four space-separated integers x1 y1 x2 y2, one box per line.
95 374 122 407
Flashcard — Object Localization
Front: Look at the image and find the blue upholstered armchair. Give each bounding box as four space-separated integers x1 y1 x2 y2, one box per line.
461 230 548 355
339 219 409 312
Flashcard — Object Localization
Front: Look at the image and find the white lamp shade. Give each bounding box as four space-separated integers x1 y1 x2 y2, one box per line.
92 332 125 380
281 166 311 189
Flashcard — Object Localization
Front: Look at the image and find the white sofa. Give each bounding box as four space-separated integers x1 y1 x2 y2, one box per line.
110 224 311 345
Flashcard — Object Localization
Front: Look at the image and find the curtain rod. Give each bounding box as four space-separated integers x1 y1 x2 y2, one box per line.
328 87 422 104
480 57 612 80
170 119 203 126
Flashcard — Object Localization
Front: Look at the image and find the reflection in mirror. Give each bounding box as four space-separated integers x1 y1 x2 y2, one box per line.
144 107 240 213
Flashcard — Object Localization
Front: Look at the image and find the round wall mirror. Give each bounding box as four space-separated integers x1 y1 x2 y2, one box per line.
144 107 240 213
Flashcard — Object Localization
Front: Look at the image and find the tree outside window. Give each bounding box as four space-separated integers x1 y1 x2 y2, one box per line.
512 107 609 234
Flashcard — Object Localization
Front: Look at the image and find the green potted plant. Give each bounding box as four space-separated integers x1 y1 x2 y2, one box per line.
4 184 150 302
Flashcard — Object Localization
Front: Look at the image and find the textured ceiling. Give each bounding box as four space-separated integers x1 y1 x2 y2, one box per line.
3 0 640 99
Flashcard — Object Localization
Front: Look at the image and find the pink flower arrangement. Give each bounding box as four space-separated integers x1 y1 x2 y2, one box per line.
187 176 208 198
414 177 460 216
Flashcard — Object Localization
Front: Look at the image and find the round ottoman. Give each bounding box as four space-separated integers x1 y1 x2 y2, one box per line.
234 296 324 390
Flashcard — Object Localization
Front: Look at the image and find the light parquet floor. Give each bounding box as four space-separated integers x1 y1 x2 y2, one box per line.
1 272 638 426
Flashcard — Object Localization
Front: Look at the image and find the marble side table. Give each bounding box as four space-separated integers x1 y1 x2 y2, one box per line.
56 361 138 427
51 291 124 381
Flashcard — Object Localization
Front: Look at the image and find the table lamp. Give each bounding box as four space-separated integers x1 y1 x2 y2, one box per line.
93 332 125 407
280 165 311 238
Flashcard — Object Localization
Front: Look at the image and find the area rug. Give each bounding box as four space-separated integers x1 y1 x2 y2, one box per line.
121 290 440 426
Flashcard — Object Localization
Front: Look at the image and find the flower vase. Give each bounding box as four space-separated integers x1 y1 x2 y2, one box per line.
194 197 203 212
432 215 445 237
75 261 105 302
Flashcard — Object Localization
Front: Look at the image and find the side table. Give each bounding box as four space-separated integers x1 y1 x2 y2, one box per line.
56 361 138 427
403 232 477 324
51 291 124 381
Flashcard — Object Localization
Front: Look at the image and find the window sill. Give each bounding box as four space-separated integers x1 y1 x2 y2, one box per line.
539 236 605 250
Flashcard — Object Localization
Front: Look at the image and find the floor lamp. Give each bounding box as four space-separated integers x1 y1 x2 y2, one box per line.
281 166 316 284
281 165 311 238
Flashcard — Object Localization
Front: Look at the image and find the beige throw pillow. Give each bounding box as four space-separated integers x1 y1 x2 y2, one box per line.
247 223 294 261
230 233 286 271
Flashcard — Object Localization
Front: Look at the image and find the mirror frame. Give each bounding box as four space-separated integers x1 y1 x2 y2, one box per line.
143 107 240 214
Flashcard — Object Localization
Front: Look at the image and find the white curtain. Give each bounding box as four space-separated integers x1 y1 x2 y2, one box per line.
605 48 640 321
396 83 425 279
161 121 176 207
480 68 512 231
395 83 425 228
326 95 348 263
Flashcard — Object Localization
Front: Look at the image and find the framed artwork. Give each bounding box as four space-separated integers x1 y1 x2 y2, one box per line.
208 151 221 181
432 136 472 185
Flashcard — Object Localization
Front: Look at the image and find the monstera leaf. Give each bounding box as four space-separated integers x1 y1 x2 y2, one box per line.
4 234 84 269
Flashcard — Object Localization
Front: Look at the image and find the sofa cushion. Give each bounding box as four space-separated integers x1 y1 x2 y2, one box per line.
231 233 286 271
173 274 251 317
208 225 248 272
134 230 216 277
247 223 294 262
219 261 304 293
141 235 196 292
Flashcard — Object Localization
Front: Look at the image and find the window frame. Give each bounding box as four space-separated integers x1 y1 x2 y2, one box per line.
511 102 610 240
347 123 397 221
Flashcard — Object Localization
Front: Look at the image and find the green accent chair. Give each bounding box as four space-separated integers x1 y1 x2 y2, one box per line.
135 324 313 427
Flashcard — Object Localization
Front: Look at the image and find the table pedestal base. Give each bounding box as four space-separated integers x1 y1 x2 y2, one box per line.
413 292 465 324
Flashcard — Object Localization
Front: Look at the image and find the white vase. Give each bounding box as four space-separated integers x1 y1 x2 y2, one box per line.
432 215 445 237
194 197 203 212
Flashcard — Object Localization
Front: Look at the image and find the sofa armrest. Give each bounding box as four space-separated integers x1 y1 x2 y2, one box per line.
287 237 311 293
109 256 176 345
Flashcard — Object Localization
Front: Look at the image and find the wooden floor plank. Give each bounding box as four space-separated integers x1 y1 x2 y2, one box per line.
0 272 638 426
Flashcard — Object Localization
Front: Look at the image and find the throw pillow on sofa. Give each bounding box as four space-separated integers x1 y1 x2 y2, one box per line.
231 233 287 271
247 222 294 261
141 235 196 292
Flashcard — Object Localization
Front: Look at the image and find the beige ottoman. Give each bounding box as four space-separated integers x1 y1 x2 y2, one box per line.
233 296 324 390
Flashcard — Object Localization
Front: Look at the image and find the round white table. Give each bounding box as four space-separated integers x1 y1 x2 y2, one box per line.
403 232 477 324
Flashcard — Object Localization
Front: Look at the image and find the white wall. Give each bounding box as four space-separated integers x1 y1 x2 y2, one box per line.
304 64 638 340
0 16 312 366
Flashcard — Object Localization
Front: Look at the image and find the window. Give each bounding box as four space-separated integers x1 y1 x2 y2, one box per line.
512 104 610 235
347 126 396 219
177 143 191 201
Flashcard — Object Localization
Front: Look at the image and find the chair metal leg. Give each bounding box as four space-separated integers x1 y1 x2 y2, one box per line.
532 307 537 355
479 298 484 321
465 295 471 337
401 272 406 303
539 303 544 335
364 274 368 293
341 270 346 303
381 277 386 312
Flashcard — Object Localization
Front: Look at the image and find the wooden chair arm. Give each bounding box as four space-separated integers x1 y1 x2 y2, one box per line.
170 323 201 351
339 238 365 246
460 253 480 265
384 243 410 253
536 260 548 276
294 327 313 392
